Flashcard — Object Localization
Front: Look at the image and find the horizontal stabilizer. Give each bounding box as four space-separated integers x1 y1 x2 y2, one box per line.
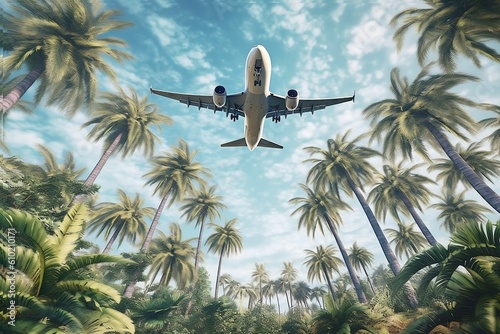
220 137 283 149
221 138 247 147
258 138 283 149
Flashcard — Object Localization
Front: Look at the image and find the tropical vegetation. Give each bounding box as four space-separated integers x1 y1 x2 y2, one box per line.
1 0 499 333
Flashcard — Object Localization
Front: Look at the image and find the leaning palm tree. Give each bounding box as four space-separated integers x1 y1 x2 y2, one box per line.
305 132 418 307
147 223 196 290
281 262 298 310
363 66 500 213
205 218 243 299
180 185 225 271
0 204 135 333
2 0 132 113
1 73 33 144
368 162 437 246
251 263 270 305
479 107 500 154
385 221 428 260
290 184 367 303
431 189 492 233
348 243 376 294
304 245 343 299
293 281 312 310
391 0 500 72
83 86 173 186
428 142 500 191
86 189 154 253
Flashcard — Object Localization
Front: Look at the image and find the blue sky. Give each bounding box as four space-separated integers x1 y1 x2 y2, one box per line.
5 0 500 295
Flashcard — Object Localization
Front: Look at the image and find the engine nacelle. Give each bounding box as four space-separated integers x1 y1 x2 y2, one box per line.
213 85 227 108
285 89 299 111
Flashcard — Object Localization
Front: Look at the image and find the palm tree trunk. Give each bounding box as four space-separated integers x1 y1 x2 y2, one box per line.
288 282 294 310
102 228 120 254
194 218 206 270
324 214 367 303
424 120 500 213
141 193 169 252
275 294 281 315
361 264 375 294
84 132 123 186
283 289 290 309
344 172 419 308
124 194 169 298
400 193 437 246
323 267 336 301
1 63 45 112
214 245 226 299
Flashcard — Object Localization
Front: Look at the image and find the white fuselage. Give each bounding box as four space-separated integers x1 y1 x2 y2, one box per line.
243 45 271 150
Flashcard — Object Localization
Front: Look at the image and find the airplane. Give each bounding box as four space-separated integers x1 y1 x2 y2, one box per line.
151 45 354 150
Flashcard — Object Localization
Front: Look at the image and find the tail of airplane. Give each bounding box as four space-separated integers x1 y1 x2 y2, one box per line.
221 138 283 149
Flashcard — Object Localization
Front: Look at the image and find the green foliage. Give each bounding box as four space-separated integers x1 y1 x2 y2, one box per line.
393 220 500 333
242 304 281 334
0 205 134 332
189 298 243 334
0 155 98 229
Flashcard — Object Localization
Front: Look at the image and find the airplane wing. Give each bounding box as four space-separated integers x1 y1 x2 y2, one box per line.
266 92 355 119
150 88 246 118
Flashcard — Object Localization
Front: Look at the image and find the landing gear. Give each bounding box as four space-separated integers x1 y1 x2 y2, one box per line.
230 114 239 121
272 115 281 123
254 80 261 86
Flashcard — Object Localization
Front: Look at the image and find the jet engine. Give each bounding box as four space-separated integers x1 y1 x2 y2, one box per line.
213 85 227 108
285 89 299 111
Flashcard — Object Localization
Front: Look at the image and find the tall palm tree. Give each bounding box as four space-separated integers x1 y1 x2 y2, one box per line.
1 73 33 144
304 245 343 299
368 162 437 246
180 185 225 271
348 242 376 294
428 142 500 190
147 223 196 290
290 184 367 303
393 220 500 333
232 283 257 310
0 204 135 333
2 0 132 113
274 278 290 311
385 221 428 260
305 132 418 307
391 0 500 72
262 279 277 307
281 262 298 310
251 263 270 305
293 281 312 310
86 189 154 254
363 66 500 213
82 86 172 186
431 189 491 233
479 107 500 154
205 218 243 298
310 286 327 309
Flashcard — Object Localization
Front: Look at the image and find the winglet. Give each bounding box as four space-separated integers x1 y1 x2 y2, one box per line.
353 91 355 103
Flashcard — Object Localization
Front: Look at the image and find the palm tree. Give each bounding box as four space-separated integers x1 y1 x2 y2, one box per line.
304 245 343 300
363 66 500 213
391 0 500 72
428 142 500 190
129 290 185 333
262 279 277 307
2 0 132 113
310 286 327 309
251 263 270 305
281 262 298 310
233 283 257 310
348 242 376 294
311 295 376 334
479 107 500 154
293 281 312 310
385 221 428 260
290 184 367 303
431 189 491 233
304 132 418 307
393 220 500 333
180 185 225 271
0 204 134 333
147 223 196 290
368 162 437 246
82 86 173 187
86 189 154 254
1 74 33 144
205 219 243 298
